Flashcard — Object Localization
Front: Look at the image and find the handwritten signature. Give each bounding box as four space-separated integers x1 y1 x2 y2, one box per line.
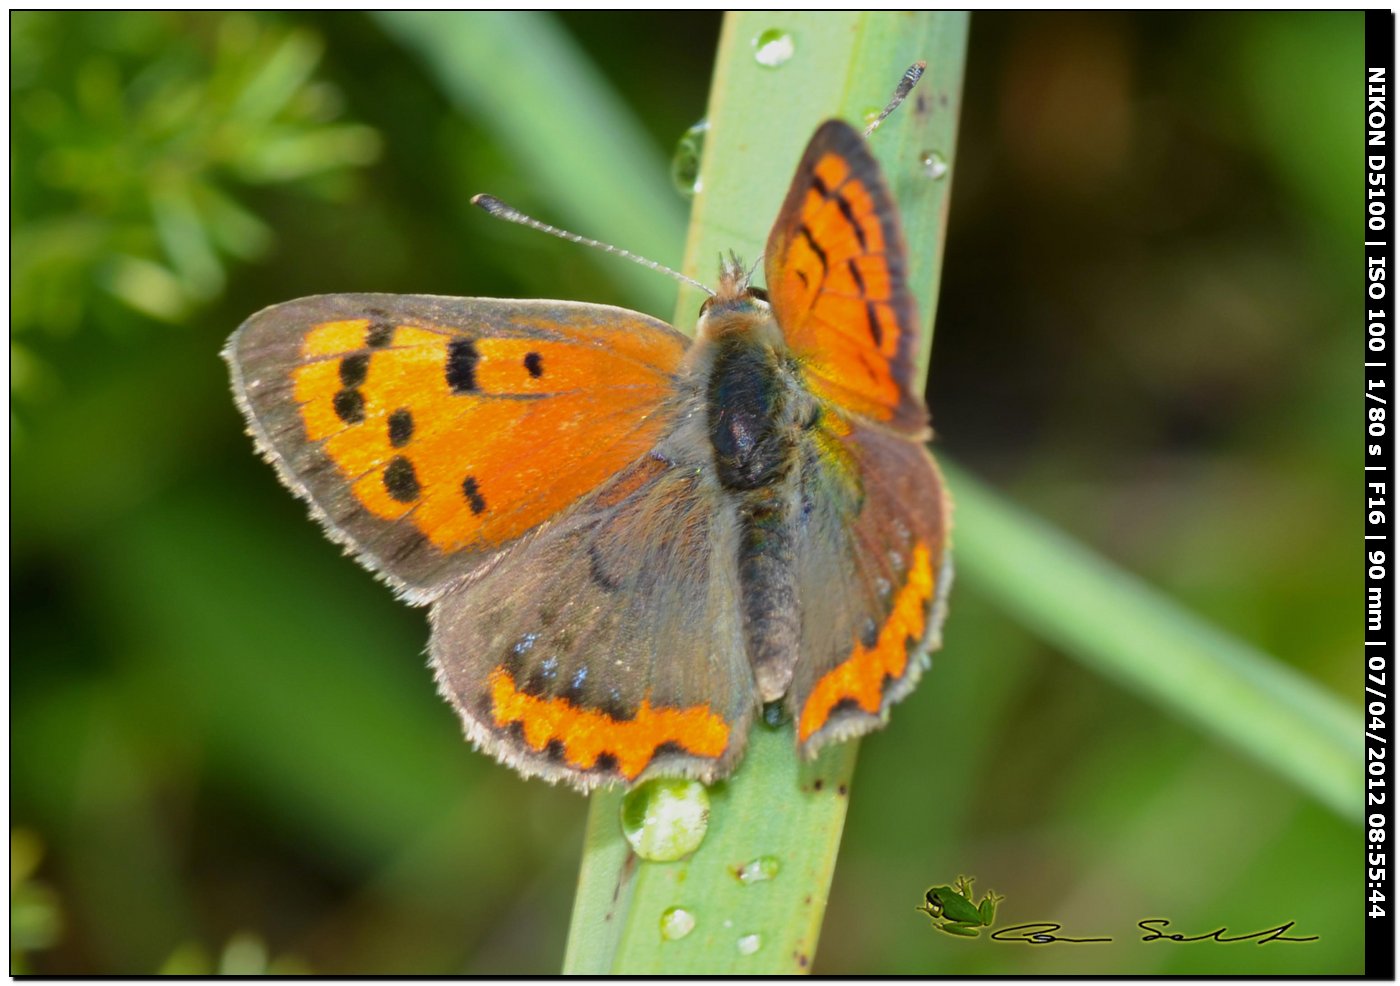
987 919 1319 946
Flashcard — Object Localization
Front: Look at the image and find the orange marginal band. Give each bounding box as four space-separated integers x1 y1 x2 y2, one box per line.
798 540 935 741
488 667 730 779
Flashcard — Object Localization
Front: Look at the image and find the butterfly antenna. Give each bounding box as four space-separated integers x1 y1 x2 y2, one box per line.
472 194 715 297
746 254 764 283
863 60 927 138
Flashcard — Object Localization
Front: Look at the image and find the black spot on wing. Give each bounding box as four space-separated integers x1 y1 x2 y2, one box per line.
333 389 365 424
388 408 414 447
366 321 394 348
524 351 544 378
599 688 633 722
339 353 370 388
461 476 486 514
860 617 879 649
383 456 420 502
446 338 480 393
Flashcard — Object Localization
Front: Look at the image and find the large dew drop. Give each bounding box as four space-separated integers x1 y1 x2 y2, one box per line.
621 778 711 861
737 932 763 955
751 28 795 68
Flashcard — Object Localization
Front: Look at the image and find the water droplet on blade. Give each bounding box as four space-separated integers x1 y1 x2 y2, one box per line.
671 119 709 198
736 855 781 885
920 150 949 180
660 906 697 940
752 28 795 68
621 778 711 861
737 933 763 955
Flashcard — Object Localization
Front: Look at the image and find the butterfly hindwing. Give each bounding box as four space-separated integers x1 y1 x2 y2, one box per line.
765 120 926 435
788 410 952 754
225 293 688 603
429 445 756 790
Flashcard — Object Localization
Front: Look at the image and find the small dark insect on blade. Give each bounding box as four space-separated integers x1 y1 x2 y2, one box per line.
863 60 927 138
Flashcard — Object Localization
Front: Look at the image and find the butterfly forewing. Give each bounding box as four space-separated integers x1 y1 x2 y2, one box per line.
765 120 927 434
226 293 687 602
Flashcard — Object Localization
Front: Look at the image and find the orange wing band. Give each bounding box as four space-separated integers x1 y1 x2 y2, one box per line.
798 540 935 741
488 667 730 779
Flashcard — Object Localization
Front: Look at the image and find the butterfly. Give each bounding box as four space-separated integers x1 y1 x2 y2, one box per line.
224 112 952 792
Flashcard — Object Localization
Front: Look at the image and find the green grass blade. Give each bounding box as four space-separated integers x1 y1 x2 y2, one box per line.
943 460 1362 821
372 11 687 316
571 731 858 975
565 11 969 974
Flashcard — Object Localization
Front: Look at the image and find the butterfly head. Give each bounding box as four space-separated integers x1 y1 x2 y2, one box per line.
698 252 774 343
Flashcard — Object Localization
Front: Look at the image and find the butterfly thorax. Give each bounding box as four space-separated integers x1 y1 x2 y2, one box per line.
695 296 812 494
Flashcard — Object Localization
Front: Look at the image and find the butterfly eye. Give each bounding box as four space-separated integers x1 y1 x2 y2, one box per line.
748 286 770 303
699 297 714 317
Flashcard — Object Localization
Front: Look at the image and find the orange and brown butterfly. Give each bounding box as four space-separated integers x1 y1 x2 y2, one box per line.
224 72 953 792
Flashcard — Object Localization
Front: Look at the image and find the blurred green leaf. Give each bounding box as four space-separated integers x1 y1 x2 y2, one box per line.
944 460 1360 821
11 11 380 341
11 830 63 973
373 11 688 317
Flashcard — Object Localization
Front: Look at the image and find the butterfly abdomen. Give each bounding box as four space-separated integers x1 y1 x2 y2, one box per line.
737 490 802 702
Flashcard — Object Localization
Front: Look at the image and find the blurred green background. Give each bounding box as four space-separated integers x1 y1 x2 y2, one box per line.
11 10 1363 975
